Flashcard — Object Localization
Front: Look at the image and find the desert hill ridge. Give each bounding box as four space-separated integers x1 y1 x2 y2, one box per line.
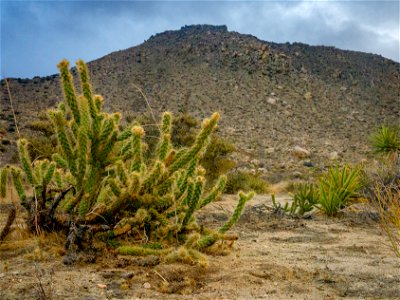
1 24 399 179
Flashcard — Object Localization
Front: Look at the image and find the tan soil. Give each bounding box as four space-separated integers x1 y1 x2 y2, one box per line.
1 195 399 300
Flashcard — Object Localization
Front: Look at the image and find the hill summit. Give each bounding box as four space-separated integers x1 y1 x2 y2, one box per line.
1 24 399 178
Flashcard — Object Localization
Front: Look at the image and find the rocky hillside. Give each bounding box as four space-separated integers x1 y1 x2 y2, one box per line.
1 25 399 179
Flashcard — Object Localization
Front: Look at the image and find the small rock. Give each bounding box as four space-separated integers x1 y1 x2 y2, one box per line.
121 272 134 279
303 161 314 168
266 147 275 154
329 151 340 160
63 254 78 265
304 92 313 101
100 272 116 279
267 97 276 105
283 110 292 117
97 283 107 289
143 282 151 289
292 146 311 159
292 171 302 178
135 255 160 267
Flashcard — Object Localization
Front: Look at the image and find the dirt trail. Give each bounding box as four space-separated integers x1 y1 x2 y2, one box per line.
1 194 399 299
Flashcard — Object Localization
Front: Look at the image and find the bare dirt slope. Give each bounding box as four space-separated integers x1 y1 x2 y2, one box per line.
1 195 399 299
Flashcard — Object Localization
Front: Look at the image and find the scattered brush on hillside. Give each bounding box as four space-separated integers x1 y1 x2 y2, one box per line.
0 59 254 265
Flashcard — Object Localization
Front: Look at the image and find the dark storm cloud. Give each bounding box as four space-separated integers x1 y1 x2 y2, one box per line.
1 1 398 78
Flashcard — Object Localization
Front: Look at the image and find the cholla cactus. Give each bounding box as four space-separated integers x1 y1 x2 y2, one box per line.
0 60 254 262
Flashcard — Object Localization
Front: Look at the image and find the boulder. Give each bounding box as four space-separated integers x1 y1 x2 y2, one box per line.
292 146 311 159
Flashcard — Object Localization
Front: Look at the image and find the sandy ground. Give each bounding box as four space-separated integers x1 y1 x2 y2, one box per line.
0 194 399 300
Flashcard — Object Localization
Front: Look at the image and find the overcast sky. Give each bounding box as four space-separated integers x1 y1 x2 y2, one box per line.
1 0 399 79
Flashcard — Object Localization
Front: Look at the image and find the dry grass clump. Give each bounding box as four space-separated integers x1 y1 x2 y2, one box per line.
373 180 400 257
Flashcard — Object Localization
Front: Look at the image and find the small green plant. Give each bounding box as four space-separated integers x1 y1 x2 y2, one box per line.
292 183 319 215
271 183 318 216
225 170 269 194
370 125 400 160
318 165 363 216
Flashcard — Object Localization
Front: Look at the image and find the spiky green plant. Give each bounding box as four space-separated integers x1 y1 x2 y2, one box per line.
318 164 363 216
370 125 400 159
0 59 254 262
274 183 319 216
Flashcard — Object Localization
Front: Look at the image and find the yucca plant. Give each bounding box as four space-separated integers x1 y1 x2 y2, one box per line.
0 60 254 264
318 165 363 216
370 125 400 161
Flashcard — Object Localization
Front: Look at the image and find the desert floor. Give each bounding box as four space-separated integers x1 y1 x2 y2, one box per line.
1 195 399 300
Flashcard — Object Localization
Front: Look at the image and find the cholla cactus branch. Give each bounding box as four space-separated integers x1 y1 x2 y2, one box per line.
18 139 35 184
199 175 227 208
219 191 254 234
57 59 81 124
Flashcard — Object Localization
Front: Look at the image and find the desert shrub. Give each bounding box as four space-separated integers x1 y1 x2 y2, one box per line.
25 119 55 136
318 164 364 216
0 60 253 264
201 136 236 184
23 117 56 161
374 181 400 257
24 134 57 161
171 113 198 147
225 170 269 194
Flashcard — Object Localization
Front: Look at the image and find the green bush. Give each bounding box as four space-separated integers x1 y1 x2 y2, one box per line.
225 170 269 194
318 165 363 216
